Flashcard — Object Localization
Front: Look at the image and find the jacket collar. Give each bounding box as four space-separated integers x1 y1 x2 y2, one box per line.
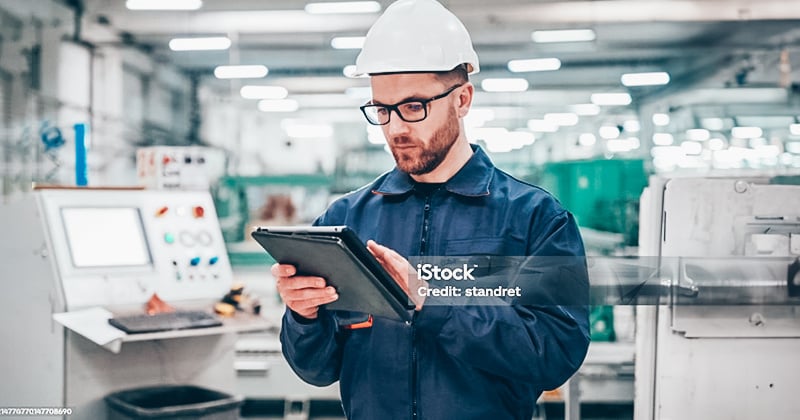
372 144 493 197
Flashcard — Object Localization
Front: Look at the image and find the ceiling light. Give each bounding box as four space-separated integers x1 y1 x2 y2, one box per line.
305 1 381 14
240 85 288 100
708 138 725 150
571 103 600 116
621 72 670 87
464 108 496 128
732 126 763 139
681 141 703 155
258 99 299 112
702 118 725 131
578 133 597 146
652 113 670 126
527 119 558 133
686 129 710 141
126 0 202 10
169 36 230 51
786 142 800 154
214 65 268 79
331 36 365 50
790 123 800 136
532 29 596 43
623 120 641 133
544 113 579 126
343 65 367 78
652 133 674 146
607 138 639 153
507 58 561 73
591 93 631 106
599 125 620 139
481 78 529 92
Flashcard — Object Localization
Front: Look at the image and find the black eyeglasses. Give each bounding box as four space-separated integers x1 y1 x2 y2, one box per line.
360 84 463 126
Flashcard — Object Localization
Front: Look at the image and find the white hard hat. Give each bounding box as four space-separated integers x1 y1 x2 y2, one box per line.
354 0 479 76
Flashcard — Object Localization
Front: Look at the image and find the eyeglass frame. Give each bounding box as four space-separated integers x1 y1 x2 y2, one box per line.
359 83 464 126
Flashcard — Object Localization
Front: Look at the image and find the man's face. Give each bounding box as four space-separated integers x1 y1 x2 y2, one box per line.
370 73 462 175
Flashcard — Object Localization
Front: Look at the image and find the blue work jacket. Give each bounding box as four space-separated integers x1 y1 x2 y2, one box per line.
281 145 590 420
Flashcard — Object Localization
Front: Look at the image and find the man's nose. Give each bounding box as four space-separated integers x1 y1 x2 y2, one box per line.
386 110 410 137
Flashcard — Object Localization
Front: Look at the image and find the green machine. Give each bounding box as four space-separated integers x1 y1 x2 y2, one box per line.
535 159 649 341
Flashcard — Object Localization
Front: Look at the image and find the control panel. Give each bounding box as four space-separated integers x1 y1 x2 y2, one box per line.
39 189 233 309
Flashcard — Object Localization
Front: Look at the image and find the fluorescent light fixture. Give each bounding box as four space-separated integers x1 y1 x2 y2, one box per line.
591 93 631 106
702 118 725 131
331 36 365 50
214 65 268 79
283 121 333 138
343 65 368 78
507 58 561 73
621 72 670 87
652 133 674 146
790 123 800 136
607 137 639 153
169 36 230 51
599 125 620 139
681 141 703 155
578 133 597 146
686 129 710 141
532 29 596 43
708 138 725 150
786 142 800 154
571 103 600 116
527 119 558 133
652 113 670 126
464 108 496 128
240 85 288 100
732 126 763 139
623 120 641 133
544 113 579 126
258 99 299 112
749 137 767 148
481 78 529 92
755 144 780 158
127 0 202 10
305 1 381 14
651 146 683 159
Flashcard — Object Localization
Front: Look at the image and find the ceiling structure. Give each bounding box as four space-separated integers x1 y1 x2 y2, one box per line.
50 1 800 162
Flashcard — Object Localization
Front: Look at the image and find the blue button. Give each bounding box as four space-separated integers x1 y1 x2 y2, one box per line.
190 257 201 266
209 256 219 265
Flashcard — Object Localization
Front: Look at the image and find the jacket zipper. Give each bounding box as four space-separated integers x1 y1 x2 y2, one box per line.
412 191 434 419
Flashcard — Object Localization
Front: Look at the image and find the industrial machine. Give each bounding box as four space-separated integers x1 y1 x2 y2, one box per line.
634 176 800 419
0 187 269 419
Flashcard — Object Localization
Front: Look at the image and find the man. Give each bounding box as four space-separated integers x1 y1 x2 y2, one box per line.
272 1 590 418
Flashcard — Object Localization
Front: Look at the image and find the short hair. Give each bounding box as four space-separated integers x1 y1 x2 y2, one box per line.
433 64 469 86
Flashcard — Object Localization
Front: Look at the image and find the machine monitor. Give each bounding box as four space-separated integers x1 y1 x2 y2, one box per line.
61 207 152 268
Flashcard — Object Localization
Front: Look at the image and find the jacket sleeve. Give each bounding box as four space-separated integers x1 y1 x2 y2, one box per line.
280 309 344 386
414 210 590 391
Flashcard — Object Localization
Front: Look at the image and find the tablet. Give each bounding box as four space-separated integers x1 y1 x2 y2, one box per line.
251 226 414 321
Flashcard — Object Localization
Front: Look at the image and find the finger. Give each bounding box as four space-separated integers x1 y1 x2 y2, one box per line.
279 276 327 291
281 286 336 302
271 263 296 277
286 292 339 312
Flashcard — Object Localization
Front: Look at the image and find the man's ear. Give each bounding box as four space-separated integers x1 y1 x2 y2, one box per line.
457 83 474 118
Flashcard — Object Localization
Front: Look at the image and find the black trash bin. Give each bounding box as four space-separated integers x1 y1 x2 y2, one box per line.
105 385 244 420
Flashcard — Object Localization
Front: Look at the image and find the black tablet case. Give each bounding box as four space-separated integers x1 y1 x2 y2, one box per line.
251 227 413 322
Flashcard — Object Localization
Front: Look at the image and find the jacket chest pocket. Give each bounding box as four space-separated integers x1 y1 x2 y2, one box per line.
444 237 524 256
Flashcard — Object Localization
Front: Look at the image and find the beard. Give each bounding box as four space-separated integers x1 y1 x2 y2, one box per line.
388 109 460 175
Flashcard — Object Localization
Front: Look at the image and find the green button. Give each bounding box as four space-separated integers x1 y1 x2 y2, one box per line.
164 233 175 244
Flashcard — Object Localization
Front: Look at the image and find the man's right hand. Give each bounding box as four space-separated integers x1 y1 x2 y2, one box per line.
272 263 338 320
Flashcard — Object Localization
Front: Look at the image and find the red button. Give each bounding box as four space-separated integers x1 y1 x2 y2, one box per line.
193 206 205 218
156 206 169 217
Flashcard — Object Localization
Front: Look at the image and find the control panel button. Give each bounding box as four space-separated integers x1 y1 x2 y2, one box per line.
164 233 175 244
155 206 169 217
209 256 219 266
193 206 205 218
190 257 201 266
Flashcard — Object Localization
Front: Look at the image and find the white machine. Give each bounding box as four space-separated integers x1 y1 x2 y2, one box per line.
635 176 800 420
0 188 268 419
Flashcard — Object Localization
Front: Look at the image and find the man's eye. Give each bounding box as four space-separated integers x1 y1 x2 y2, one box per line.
376 107 389 116
402 103 424 113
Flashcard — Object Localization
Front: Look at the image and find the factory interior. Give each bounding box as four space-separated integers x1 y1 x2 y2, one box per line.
1 0 800 419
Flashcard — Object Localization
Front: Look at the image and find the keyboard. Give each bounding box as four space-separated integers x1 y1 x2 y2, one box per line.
108 310 223 334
